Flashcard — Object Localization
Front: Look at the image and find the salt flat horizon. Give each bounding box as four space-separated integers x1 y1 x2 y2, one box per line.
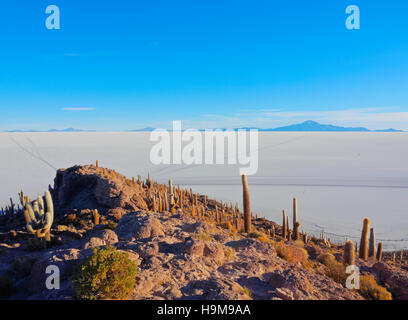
1 132 407 251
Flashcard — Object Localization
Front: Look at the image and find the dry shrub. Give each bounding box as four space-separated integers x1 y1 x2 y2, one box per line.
275 241 309 264
223 246 235 261
359 275 392 300
293 240 305 248
248 231 273 244
241 286 253 299
104 221 117 230
317 252 347 284
193 232 213 241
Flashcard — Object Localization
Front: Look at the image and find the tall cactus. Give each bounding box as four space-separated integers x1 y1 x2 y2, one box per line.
368 227 376 258
343 240 355 266
92 209 100 225
168 179 175 213
282 210 287 240
22 190 54 242
359 218 370 260
376 242 383 261
286 216 290 241
241 174 251 233
293 197 298 231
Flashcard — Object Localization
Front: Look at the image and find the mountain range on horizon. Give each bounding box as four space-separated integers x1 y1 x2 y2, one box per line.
3 121 404 133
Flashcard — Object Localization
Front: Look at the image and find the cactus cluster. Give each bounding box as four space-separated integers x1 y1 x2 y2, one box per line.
20 190 54 243
343 217 383 264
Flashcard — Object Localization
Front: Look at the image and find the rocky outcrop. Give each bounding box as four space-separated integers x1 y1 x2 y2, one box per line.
52 165 148 214
372 262 408 300
3 164 404 300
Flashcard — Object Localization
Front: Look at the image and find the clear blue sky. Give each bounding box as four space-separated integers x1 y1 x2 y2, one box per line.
0 0 408 130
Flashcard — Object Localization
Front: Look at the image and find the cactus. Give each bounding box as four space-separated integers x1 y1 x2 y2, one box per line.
294 221 301 241
293 197 298 231
22 190 54 243
286 216 290 241
368 228 376 258
376 242 383 261
241 174 251 233
359 218 370 260
92 209 100 225
96 160 99 168
168 179 176 213
343 240 355 266
282 210 287 240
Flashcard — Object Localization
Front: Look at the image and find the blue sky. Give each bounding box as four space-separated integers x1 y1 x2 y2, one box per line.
0 0 408 130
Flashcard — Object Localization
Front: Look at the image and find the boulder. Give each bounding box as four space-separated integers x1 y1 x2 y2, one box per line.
116 212 165 241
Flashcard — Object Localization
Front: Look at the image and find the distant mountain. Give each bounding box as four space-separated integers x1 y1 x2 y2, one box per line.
241 121 403 132
4 128 94 132
373 128 403 132
3 121 404 132
47 128 94 132
128 127 156 132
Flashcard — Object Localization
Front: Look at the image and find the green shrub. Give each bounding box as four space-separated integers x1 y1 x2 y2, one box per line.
72 246 138 300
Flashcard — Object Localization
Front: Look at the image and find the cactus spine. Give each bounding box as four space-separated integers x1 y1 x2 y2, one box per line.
241 174 251 233
359 218 370 260
368 228 376 258
343 240 355 266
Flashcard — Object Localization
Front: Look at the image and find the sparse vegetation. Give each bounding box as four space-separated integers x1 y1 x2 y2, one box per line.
72 246 138 300
359 275 392 300
317 252 347 284
275 241 308 264
241 286 253 298
223 246 235 261
104 221 117 230
193 232 213 241
248 231 273 244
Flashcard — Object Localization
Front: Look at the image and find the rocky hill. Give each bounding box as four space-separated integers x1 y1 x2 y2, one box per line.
0 164 407 300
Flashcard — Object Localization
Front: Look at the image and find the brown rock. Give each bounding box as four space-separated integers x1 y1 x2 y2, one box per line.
116 212 164 240
372 262 408 300
184 238 205 256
